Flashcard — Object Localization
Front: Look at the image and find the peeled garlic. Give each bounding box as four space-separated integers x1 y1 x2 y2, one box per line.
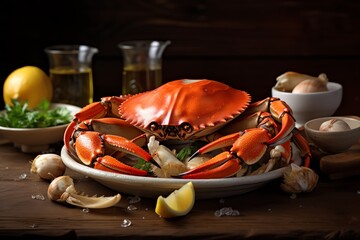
281 163 319 193
30 154 66 180
292 79 328 93
48 176 121 208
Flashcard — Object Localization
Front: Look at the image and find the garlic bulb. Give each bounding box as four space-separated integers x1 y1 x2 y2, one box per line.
319 119 351 132
30 154 66 180
48 176 121 208
281 163 319 193
292 79 328 93
275 71 328 92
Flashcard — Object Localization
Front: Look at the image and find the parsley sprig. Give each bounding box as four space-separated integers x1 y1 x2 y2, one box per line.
0 99 73 128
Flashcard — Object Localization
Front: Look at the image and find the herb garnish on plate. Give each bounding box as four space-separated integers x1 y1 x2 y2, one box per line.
0 99 72 128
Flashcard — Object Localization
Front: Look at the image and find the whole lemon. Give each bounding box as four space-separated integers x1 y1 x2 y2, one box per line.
3 66 53 109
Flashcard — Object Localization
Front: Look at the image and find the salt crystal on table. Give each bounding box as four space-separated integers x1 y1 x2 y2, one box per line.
31 194 45 200
18 173 27 180
121 219 132 227
81 208 90 213
214 207 240 217
127 205 138 211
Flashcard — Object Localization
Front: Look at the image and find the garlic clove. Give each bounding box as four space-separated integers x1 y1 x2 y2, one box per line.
319 119 351 132
292 79 328 93
30 154 66 180
281 163 319 193
48 176 121 209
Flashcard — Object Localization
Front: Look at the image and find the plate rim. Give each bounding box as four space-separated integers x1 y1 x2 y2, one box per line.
61 146 288 188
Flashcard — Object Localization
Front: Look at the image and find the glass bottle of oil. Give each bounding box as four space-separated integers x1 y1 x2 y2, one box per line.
118 40 171 95
45 45 98 107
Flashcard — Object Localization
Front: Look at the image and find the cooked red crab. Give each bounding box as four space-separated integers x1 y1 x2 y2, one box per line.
64 79 311 179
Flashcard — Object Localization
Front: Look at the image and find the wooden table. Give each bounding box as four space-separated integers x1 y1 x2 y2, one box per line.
0 140 359 240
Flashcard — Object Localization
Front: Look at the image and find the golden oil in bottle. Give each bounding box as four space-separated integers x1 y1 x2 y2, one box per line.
122 65 162 95
49 68 93 107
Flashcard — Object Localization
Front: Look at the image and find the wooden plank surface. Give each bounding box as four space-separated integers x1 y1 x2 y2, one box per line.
0 142 359 239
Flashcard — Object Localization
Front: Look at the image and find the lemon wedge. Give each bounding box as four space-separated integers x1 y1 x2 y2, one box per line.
155 182 195 218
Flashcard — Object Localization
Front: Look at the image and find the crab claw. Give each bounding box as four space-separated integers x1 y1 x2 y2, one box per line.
190 132 241 159
74 132 159 175
231 128 271 164
266 99 295 145
191 128 272 166
94 155 148 176
177 152 241 179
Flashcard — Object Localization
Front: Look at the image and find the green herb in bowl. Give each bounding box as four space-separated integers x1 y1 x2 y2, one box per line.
0 99 73 128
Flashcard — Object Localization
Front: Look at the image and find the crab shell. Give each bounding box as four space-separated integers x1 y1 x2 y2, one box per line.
119 79 251 139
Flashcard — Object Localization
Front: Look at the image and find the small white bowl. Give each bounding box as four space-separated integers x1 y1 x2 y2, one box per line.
272 82 342 128
304 116 360 153
0 103 81 153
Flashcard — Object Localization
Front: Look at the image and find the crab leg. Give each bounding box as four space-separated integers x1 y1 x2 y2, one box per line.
266 98 295 145
178 152 241 179
292 131 312 167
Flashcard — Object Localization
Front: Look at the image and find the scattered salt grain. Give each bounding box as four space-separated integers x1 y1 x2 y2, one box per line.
121 219 132 227
81 208 90 213
31 194 45 200
18 173 27 180
29 224 38 229
127 205 138 211
214 207 240 217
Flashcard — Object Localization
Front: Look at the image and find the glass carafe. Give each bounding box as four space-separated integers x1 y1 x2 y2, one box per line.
45 45 98 107
118 40 171 95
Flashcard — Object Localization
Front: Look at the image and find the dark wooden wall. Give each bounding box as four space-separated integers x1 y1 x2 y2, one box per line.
1 0 359 115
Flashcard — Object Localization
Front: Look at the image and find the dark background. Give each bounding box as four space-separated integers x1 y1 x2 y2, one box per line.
1 0 359 115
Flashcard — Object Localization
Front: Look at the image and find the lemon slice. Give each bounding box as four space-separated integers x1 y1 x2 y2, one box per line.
155 182 195 218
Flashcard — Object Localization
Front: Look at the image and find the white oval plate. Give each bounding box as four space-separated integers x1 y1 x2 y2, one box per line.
61 146 288 199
